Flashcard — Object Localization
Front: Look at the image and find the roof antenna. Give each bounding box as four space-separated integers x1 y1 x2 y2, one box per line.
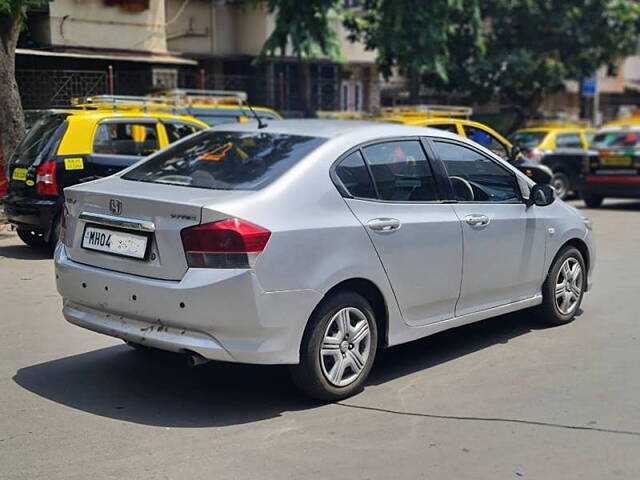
243 100 267 129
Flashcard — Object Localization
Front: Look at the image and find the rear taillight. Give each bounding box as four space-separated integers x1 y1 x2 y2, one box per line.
181 218 271 268
36 161 57 195
527 149 545 162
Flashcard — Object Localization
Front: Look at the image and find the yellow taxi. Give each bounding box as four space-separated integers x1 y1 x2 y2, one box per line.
601 111 640 128
152 89 283 127
5 98 207 248
378 105 552 184
511 123 595 161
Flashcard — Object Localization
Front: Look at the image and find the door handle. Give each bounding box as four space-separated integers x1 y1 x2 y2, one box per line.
367 218 401 232
464 214 490 227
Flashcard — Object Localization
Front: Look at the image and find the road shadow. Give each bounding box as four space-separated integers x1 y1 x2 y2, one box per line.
572 200 640 211
369 310 550 386
0 243 52 260
14 310 549 428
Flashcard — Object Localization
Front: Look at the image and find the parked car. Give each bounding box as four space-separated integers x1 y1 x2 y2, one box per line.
380 106 553 185
151 89 283 126
510 124 595 160
5 102 207 248
511 125 595 199
578 124 640 207
55 120 595 400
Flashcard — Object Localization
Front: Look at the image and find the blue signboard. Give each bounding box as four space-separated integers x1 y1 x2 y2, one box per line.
582 76 597 97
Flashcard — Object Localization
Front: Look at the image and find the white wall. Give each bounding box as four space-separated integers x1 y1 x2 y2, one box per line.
49 0 168 53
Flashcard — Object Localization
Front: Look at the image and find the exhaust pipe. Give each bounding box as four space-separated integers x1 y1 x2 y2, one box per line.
187 352 210 367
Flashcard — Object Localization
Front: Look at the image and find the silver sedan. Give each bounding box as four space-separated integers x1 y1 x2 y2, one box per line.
55 120 595 400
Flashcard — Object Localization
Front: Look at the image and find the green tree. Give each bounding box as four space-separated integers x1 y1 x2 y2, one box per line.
344 0 484 103
349 0 640 131
0 1 50 173
457 0 640 131
253 0 343 116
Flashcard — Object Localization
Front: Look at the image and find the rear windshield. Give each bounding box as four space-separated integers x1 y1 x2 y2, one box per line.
12 114 67 166
510 131 547 149
592 130 640 149
122 131 326 190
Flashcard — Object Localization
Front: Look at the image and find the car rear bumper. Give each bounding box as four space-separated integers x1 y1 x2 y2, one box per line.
4 194 59 236
55 244 322 364
579 175 640 198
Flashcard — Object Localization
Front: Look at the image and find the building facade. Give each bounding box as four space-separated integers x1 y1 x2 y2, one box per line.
17 0 380 116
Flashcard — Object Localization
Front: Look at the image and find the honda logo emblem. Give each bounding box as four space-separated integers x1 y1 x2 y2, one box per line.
109 199 122 215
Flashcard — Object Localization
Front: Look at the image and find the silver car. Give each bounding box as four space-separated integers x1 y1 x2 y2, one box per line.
55 120 595 400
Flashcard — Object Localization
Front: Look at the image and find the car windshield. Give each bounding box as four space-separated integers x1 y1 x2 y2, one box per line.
12 114 68 166
592 130 640 149
122 130 326 190
510 131 547 149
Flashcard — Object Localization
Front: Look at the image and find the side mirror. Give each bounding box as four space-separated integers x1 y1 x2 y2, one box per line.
527 184 555 207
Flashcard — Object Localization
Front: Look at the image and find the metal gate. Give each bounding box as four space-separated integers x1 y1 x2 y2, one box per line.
16 70 107 109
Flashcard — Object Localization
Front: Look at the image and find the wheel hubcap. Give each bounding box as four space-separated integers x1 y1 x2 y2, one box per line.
554 257 583 315
320 307 371 387
552 174 568 197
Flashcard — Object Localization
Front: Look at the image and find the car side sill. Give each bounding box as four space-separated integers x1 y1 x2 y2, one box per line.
388 295 543 347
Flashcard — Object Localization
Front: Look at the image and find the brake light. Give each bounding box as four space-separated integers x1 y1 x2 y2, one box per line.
181 218 271 268
36 161 57 195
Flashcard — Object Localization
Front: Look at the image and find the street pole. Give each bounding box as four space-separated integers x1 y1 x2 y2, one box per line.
593 84 600 126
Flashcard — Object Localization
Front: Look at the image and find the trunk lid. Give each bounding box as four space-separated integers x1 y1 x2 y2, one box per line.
65 177 249 280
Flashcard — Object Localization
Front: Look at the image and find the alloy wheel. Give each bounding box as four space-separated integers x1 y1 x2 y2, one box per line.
554 257 583 315
320 307 371 387
551 173 569 199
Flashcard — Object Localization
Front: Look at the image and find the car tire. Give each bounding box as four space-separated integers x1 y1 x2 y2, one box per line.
290 291 378 401
537 246 586 326
16 229 48 248
583 194 603 208
551 171 570 200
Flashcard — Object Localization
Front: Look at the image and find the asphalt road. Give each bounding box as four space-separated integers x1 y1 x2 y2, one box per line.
1 199 640 480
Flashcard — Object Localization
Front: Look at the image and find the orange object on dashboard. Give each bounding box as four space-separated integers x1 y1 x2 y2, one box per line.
198 142 233 162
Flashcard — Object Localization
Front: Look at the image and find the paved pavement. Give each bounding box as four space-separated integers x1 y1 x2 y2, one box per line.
1 200 640 480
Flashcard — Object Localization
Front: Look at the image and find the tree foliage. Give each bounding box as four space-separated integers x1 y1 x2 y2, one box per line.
348 0 640 128
451 0 640 128
344 0 484 83
254 0 343 62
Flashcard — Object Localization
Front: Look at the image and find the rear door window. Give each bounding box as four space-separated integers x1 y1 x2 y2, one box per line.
510 131 547 149
335 151 376 199
555 132 582 148
361 140 438 202
93 121 160 156
592 130 640 149
163 122 201 143
123 131 326 190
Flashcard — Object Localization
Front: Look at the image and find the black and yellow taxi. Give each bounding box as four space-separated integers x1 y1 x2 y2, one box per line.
5 99 207 248
579 118 640 207
378 106 553 184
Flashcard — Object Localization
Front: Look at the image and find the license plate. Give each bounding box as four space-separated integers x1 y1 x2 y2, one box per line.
82 226 148 259
12 168 27 181
601 155 632 167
